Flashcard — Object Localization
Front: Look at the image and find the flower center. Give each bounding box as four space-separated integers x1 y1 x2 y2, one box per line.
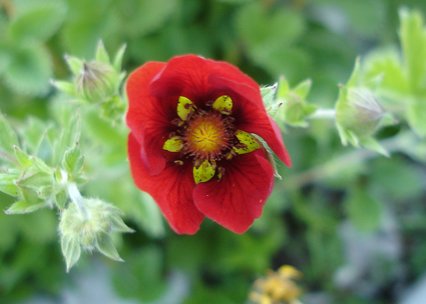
184 113 229 160
162 95 262 184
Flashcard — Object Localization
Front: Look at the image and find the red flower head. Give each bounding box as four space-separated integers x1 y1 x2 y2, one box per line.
126 55 291 234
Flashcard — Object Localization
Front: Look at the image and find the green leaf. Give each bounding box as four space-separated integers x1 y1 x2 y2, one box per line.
0 42 12 75
60 236 81 272
399 9 426 93
371 157 425 200
8 0 67 43
117 0 178 37
0 172 19 196
346 186 382 232
52 114 81 165
5 200 47 215
62 144 84 179
364 49 409 95
0 112 19 153
4 44 52 96
13 146 32 168
407 99 426 137
235 3 306 77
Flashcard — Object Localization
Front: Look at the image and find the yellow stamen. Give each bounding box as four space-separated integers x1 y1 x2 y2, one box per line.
212 95 233 115
193 160 216 184
233 130 260 154
163 136 183 152
177 96 195 121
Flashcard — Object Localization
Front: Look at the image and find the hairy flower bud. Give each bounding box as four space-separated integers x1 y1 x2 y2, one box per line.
337 87 385 137
59 198 133 271
75 61 117 103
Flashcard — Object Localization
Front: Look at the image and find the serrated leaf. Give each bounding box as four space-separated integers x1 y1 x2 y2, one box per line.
61 236 81 272
346 186 382 232
8 0 67 43
52 114 81 165
5 200 47 215
96 234 123 262
0 112 19 153
4 44 52 96
18 171 52 190
62 145 84 178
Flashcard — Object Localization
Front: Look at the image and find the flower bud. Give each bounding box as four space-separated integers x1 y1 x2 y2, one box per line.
59 198 133 271
337 87 385 138
75 61 117 103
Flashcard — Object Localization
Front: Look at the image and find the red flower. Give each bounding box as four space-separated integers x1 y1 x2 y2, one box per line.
126 55 291 234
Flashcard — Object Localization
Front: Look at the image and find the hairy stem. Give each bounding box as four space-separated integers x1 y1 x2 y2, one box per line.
309 108 336 120
67 182 89 220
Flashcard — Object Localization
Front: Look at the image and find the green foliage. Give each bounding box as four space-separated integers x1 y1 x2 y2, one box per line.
345 185 382 232
1 1 426 304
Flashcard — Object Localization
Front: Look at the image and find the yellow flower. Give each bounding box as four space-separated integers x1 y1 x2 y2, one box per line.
249 265 303 304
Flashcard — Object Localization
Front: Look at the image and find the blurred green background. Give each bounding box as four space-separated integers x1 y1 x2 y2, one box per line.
1 0 426 303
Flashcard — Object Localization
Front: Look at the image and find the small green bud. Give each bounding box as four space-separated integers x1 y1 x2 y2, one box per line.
337 87 385 138
75 61 118 104
282 93 316 127
59 198 133 271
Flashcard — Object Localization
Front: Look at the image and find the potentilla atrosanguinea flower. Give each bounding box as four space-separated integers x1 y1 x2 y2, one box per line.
126 55 291 234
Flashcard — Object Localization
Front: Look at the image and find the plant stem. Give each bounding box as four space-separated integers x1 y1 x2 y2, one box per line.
309 108 336 120
67 182 89 220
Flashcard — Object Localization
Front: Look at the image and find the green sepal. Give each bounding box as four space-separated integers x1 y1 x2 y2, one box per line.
95 40 110 64
96 233 124 262
61 236 81 273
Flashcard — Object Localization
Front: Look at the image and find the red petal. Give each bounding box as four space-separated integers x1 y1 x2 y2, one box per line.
150 54 212 104
192 151 274 234
128 133 204 234
126 61 173 175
